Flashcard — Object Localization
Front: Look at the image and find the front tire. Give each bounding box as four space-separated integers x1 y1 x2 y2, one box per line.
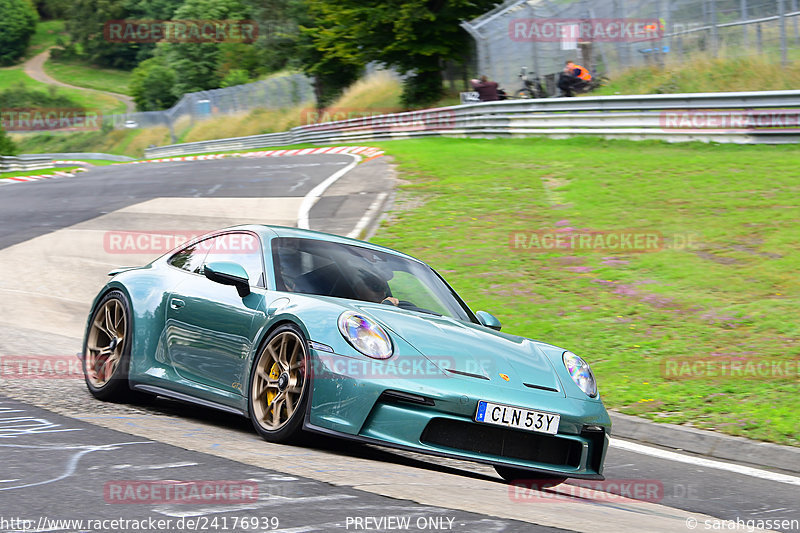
249 323 310 443
494 465 566 488
83 290 137 402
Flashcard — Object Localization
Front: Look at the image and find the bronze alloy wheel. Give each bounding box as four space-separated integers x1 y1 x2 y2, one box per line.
250 324 309 441
82 290 144 402
86 296 128 388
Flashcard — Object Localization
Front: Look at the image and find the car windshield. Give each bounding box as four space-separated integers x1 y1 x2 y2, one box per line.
271 237 475 322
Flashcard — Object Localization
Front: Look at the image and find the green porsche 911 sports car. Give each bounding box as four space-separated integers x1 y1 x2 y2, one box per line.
82 225 610 484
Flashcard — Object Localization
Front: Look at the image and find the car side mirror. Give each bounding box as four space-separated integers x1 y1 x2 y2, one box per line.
204 261 250 297
476 311 501 331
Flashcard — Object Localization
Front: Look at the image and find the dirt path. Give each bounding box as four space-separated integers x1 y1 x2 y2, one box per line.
23 49 136 113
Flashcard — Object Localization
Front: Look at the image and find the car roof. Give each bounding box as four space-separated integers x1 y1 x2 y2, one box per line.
228 224 424 264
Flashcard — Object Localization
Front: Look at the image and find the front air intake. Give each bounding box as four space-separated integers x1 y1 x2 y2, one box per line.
420 418 582 467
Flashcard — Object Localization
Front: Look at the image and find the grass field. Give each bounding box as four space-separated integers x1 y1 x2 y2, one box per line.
43 58 133 96
25 20 66 59
0 67 126 115
0 68 44 92
367 137 799 446
593 54 800 95
12 127 171 158
0 167 79 179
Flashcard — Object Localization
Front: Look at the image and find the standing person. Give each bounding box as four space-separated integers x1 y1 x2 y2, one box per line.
470 75 499 102
557 60 592 97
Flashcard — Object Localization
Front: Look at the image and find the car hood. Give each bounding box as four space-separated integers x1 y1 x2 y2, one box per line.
352 303 564 394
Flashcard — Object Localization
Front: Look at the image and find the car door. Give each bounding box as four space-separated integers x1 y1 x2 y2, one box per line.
165 231 266 396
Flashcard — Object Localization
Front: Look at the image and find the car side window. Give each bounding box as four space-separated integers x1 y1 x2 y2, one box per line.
272 242 338 294
168 241 209 274
201 232 265 288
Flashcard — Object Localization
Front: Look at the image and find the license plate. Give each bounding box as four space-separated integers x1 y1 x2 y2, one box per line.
475 400 560 435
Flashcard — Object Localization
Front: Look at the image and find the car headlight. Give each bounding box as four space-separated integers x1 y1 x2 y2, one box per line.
563 351 598 397
338 311 393 359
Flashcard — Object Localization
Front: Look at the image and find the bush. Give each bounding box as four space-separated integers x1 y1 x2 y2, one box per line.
0 83 78 109
220 69 250 88
401 70 444 108
130 56 179 111
0 0 38 65
0 126 17 156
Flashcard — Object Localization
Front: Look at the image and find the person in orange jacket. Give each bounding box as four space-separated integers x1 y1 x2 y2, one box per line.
557 60 592 97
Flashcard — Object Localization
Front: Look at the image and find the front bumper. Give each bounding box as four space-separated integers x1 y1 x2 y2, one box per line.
306 349 611 479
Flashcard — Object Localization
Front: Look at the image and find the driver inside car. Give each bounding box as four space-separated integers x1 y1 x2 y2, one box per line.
354 268 399 306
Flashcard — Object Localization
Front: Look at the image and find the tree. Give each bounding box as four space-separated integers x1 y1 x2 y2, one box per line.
217 42 265 81
161 0 251 95
0 0 38 66
242 0 302 73
290 0 361 108
220 68 250 87
59 0 183 68
33 0 70 19
129 55 179 110
304 0 495 107
0 125 17 156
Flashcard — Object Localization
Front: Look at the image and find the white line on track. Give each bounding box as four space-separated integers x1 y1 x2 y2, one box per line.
347 192 388 239
610 438 800 486
297 154 361 230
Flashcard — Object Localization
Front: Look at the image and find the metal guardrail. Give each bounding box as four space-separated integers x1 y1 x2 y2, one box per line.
0 156 54 173
145 90 800 158
20 152 134 162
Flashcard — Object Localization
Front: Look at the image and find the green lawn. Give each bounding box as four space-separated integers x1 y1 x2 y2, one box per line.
593 53 800 96
13 126 172 158
43 58 133 96
0 67 126 115
367 137 799 446
0 68 41 92
1 167 79 179
25 20 67 59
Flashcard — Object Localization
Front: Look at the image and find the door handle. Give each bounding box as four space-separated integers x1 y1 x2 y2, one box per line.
170 298 185 310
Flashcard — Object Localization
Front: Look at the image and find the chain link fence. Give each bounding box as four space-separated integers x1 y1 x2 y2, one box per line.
463 0 800 96
103 74 315 139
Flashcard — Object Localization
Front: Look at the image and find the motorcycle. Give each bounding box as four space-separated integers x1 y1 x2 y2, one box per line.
515 66 547 99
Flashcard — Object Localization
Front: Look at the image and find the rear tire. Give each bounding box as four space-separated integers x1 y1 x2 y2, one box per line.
494 465 566 488
248 323 310 443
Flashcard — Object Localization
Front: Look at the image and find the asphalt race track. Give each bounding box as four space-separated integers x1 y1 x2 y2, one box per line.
0 155 798 533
